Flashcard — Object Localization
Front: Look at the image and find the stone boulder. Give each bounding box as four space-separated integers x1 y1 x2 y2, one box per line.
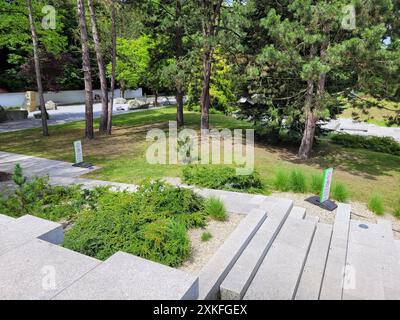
45 100 57 110
128 99 142 110
114 97 127 104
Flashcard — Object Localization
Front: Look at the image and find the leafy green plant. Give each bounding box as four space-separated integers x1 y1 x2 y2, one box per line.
332 183 349 202
394 208 400 219
331 134 400 156
273 169 290 191
182 165 263 192
368 194 385 215
289 170 307 193
201 231 213 242
204 197 227 221
310 175 322 195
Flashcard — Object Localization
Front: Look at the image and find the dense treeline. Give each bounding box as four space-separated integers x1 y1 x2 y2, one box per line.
0 0 399 157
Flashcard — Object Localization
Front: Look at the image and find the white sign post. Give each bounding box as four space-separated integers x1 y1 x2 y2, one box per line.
320 168 333 203
73 140 83 164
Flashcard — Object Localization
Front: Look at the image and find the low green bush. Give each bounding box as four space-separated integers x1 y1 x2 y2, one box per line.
201 232 213 242
204 197 227 221
273 169 290 191
368 194 385 215
310 175 323 195
331 133 400 156
394 208 400 219
182 165 263 192
332 183 349 202
64 180 208 267
289 170 307 193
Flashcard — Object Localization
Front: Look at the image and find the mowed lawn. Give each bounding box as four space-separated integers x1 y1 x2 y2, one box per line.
1 107 399 213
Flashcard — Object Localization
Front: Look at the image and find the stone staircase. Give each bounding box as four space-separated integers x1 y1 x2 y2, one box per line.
0 190 399 300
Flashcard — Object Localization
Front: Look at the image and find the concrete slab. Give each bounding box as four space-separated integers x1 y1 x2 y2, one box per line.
0 239 100 300
0 215 63 256
289 206 306 219
198 208 268 300
319 203 351 300
295 223 333 300
0 214 15 226
220 200 293 300
54 252 198 300
244 217 317 300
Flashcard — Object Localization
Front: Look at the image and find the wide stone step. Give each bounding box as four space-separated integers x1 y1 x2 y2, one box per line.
0 239 100 300
54 252 198 300
319 203 351 300
342 220 385 300
243 216 317 300
0 214 15 226
220 200 293 300
289 206 306 219
197 208 268 300
295 223 333 300
0 215 63 256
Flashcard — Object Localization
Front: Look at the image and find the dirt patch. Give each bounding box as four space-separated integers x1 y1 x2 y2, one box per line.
178 213 244 275
271 191 400 240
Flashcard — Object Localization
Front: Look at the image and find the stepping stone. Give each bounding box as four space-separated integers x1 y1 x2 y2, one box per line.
319 203 351 300
295 223 333 300
0 215 63 256
342 220 385 300
0 214 15 226
220 200 293 300
54 252 198 300
0 239 100 300
289 206 306 219
244 217 317 300
198 208 268 300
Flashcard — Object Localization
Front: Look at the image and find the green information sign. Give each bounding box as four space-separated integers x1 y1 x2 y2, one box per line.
320 168 334 203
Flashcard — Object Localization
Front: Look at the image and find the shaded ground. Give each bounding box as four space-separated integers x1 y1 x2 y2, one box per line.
0 107 399 213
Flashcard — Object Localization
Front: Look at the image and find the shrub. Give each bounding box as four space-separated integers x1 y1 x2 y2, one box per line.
182 165 263 191
332 183 349 202
310 175 323 195
273 169 290 191
201 232 213 242
64 181 208 267
331 133 400 156
368 194 385 215
204 197 227 221
394 208 400 219
289 170 307 193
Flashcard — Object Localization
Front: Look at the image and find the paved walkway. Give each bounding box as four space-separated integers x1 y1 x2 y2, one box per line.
0 98 171 133
322 118 400 142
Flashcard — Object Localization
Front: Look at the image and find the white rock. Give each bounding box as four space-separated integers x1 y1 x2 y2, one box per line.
114 97 127 104
45 100 57 110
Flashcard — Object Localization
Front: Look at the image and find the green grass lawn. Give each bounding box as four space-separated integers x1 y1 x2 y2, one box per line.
340 105 399 127
1 106 399 214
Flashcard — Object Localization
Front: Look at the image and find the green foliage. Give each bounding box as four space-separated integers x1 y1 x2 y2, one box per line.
393 208 400 219
368 194 385 216
0 165 101 221
204 197 227 221
289 170 307 193
201 231 213 242
273 169 290 191
182 165 263 192
331 134 400 156
64 181 208 266
332 183 349 203
310 175 323 195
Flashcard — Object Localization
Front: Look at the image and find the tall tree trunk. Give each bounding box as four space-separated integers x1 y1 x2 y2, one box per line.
27 0 48 137
107 0 116 135
175 0 184 126
77 0 94 139
298 78 316 160
87 0 108 133
200 45 212 129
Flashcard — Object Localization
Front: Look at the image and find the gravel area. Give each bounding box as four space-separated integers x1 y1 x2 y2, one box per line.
178 213 244 275
271 192 400 240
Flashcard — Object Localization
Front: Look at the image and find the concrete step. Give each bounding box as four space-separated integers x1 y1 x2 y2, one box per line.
0 214 15 226
0 239 100 300
243 216 317 300
0 215 63 256
295 223 333 300
198 208 268 300
220 200 293 300
319 203 351 300
289 206 306 219
342 220 385 300
54 252 198 300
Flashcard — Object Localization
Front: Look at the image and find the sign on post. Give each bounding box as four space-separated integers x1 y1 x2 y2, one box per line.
73 140 83 164
320 168 333 203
